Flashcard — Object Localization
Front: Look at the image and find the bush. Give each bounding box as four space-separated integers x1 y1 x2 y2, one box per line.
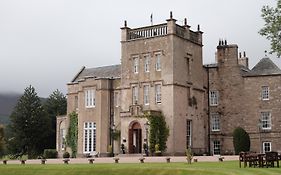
43 149 58 159
63 151 70 158
233 127 250 154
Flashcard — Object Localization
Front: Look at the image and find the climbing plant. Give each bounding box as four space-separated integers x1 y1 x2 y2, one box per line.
146 112 169 154
66 112 78 158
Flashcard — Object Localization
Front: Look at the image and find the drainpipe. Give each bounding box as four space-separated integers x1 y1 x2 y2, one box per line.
207 67 211 155
109 78 114 154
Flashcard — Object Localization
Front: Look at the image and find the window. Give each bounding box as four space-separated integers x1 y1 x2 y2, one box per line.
209 90 219 106
132 86 138 104
261 86 269 100
60 129 66 150
155 53 161 71
114 92 120 107
84 122 96 153
263 142 271 153
74 96 78 110
155 84 161 104
211 114 220 131
133 57 139 74
261 111 271 130
213 140 221 155
85 89 95 108
143 85 149 105
144 55 150 72
186 120 192 148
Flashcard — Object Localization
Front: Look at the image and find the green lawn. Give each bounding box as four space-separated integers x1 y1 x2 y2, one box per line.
0 161 280 175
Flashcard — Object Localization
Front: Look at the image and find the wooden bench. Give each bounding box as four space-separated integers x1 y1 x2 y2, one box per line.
86 151 100 158
165 157 171 163
2 160 7 165
113 157 119 163
88 158 95 164
139 157 145 163
265 151 279 168
63 158 70 164
41 159 47 164
218 156 224 162
20 160 26 165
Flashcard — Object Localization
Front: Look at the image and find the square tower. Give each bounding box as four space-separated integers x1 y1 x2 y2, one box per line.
119 12 208 155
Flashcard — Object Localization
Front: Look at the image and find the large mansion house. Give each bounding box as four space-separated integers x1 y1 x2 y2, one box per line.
56 13 281 157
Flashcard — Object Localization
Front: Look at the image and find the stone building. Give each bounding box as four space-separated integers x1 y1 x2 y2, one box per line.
56 13 281 157
206 42 281 155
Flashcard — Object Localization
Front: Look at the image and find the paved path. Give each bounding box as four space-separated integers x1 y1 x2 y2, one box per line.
2 156 238 165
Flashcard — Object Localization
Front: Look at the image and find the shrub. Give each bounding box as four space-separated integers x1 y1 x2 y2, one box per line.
233 127 250 154
186 148 193 164
63 151 70 158
43 149 58 159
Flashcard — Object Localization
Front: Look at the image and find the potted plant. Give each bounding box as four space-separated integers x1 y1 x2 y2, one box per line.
154 144 162 156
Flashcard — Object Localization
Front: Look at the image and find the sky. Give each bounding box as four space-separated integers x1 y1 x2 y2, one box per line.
0 0 278 97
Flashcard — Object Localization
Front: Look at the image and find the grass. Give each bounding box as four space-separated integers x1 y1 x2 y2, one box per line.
0 161 281 175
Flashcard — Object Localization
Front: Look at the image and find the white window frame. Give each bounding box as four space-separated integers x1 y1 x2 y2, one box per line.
60 128 66 150
211 113 220 131
155 53 161 71
133 57 139 74
74 95 78 110
114 91 120 107
209 90 219 106
144 55 150 73
132 86 138 104
261 111 271 130
155 84 161 104
263 142 271 153
83 122 96 153
85 89 95 108
143 85 150 105
261 86 269 100
213 140 221 155
186 120 192 148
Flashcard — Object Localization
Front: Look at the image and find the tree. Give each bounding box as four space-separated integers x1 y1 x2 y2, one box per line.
259 1 281 57
233 127 250 155
0 125 4 158
7 85 50 158
147 113 169 154
43 89 67 149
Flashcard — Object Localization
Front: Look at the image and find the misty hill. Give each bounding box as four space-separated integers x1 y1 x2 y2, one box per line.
0 93 46 125
0 93 21 125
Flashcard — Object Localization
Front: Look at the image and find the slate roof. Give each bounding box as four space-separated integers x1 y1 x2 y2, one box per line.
245 57 281 77
71 64 121 82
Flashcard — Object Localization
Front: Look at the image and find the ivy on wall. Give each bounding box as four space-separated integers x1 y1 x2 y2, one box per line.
66 112 78 158
145 112 169 154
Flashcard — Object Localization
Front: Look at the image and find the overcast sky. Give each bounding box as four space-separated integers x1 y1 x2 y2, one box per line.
0 0 278 97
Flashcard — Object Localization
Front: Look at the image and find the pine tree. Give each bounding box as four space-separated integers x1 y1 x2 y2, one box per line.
43 89 67 149
0 125 4 157
7 85 50 158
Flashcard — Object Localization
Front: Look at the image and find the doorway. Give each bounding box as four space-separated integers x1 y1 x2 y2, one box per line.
128 122 142 154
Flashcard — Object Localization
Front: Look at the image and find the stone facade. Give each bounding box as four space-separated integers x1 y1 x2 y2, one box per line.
56 13 281 157
206 42 281 155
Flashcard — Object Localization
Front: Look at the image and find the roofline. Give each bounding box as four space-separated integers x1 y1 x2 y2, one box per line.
71 66 86 82
243 73 281 78
67 76 121 85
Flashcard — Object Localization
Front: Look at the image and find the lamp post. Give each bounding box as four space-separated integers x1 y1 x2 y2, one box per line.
111 124 115 156
258 119 262 153
144 121 150 156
